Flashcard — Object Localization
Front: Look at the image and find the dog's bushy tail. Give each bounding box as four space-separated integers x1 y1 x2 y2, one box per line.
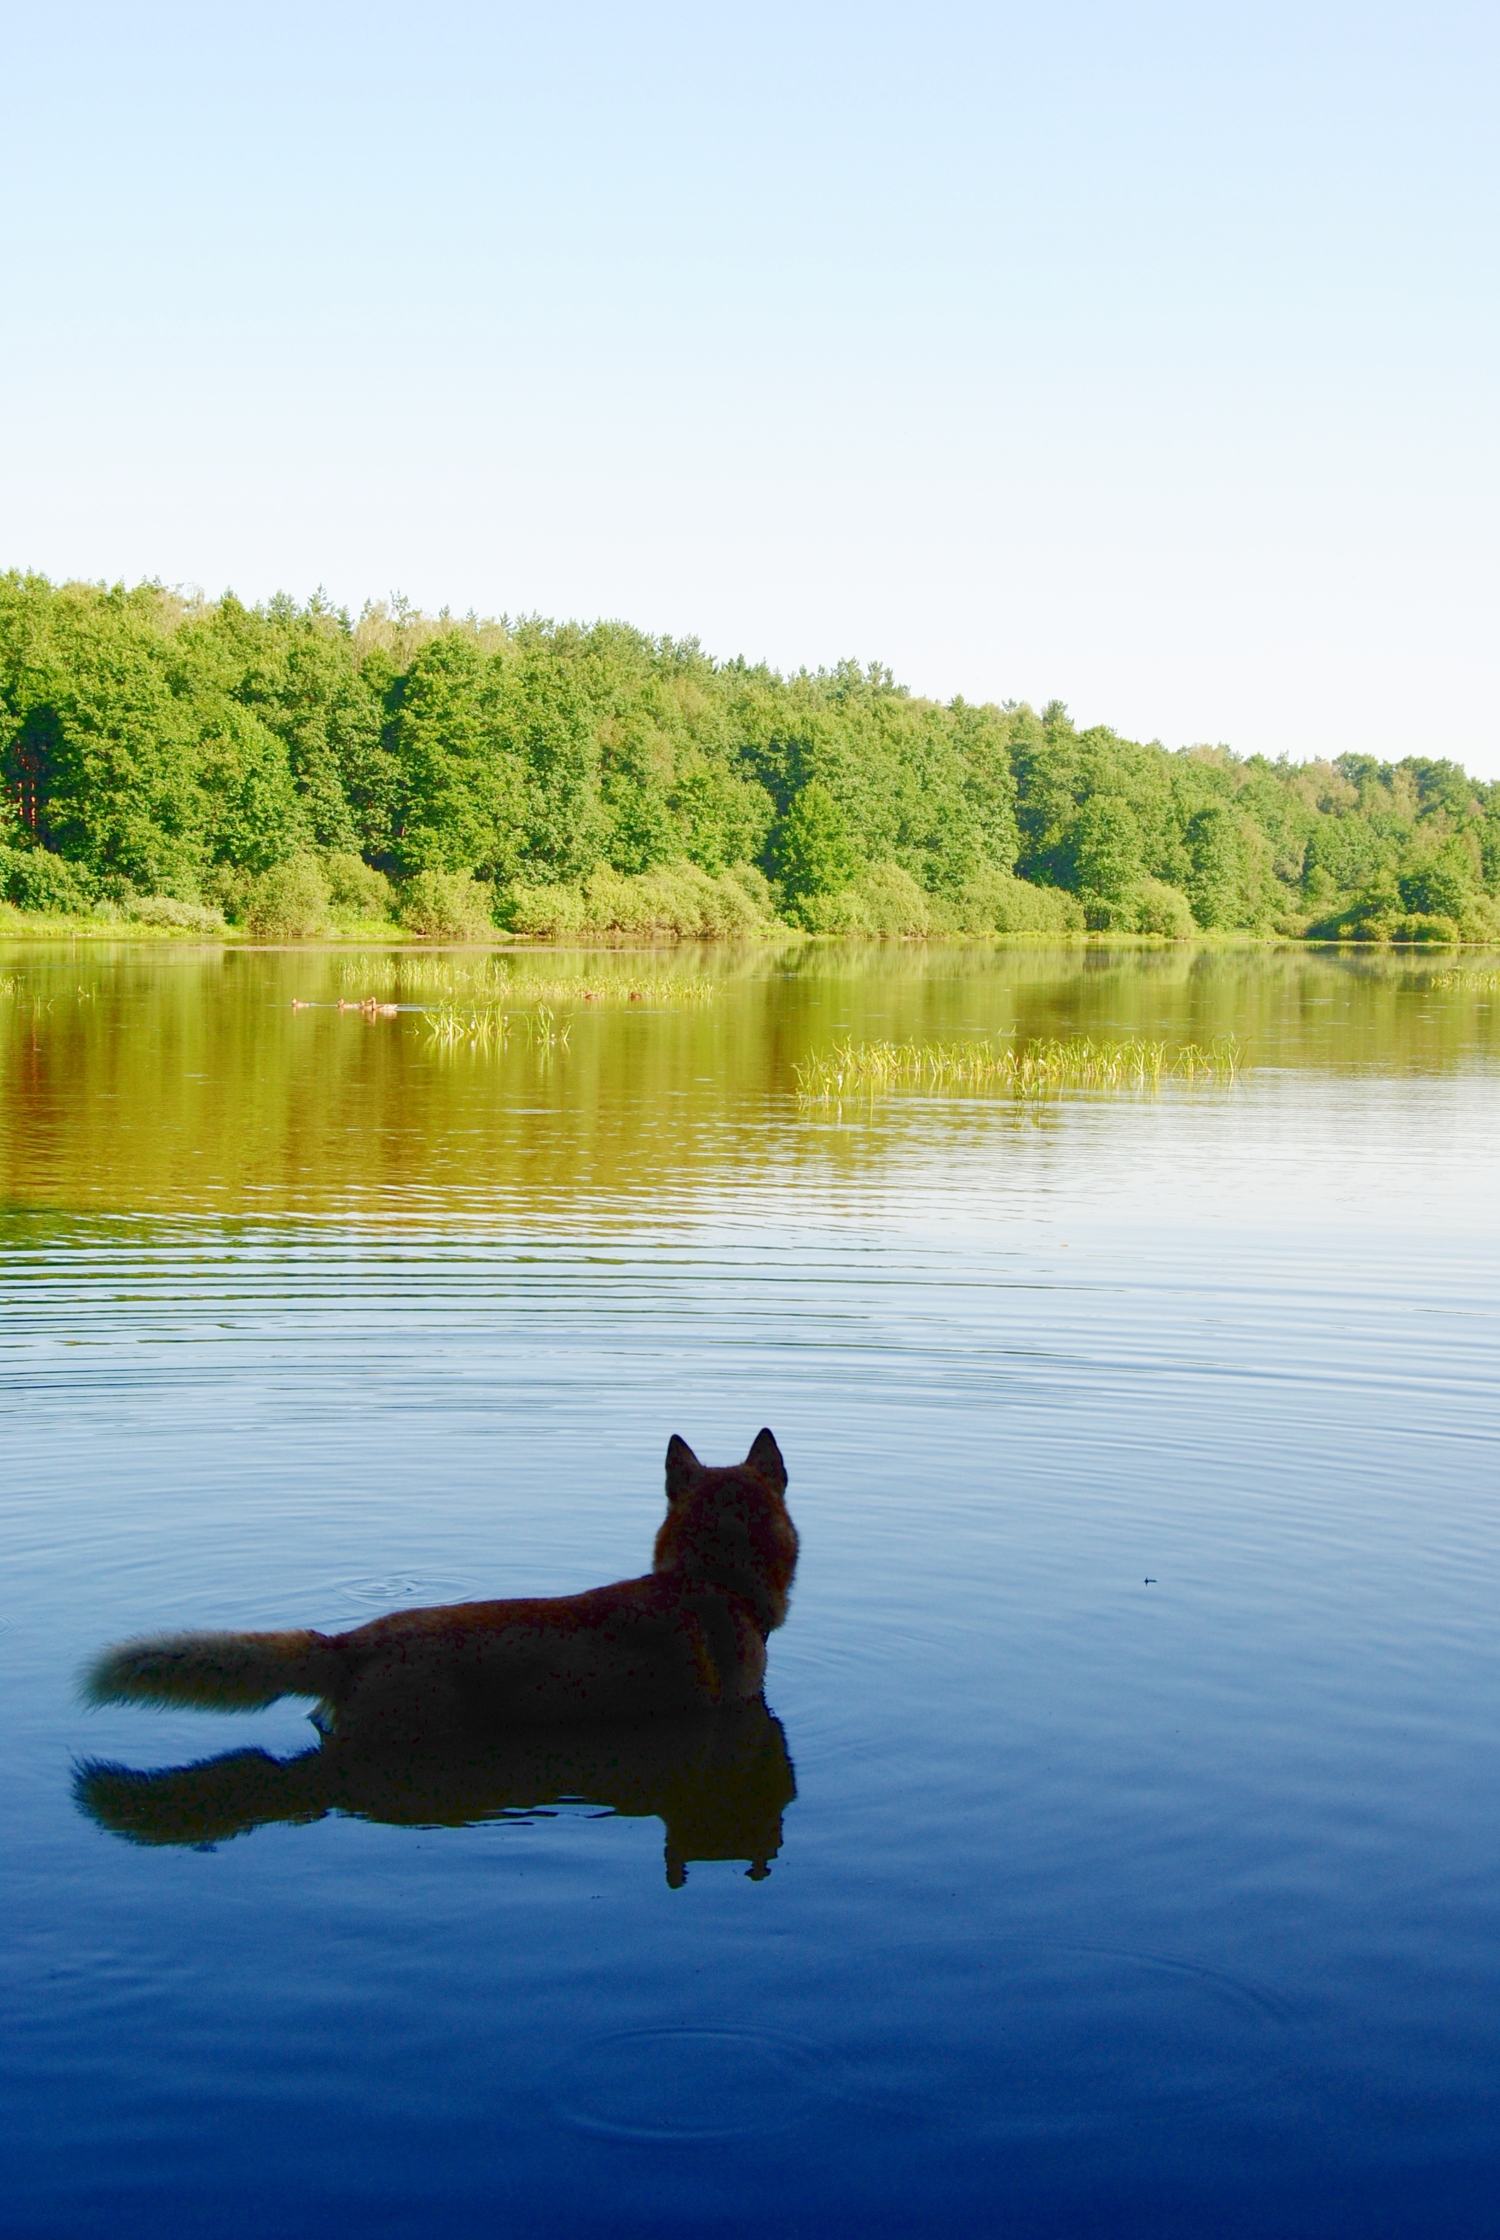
84 1628 342 1712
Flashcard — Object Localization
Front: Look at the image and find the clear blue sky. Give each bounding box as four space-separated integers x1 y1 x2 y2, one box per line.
3 2 1496 772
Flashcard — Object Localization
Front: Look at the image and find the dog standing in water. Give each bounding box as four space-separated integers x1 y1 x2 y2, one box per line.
86 1431 797 1740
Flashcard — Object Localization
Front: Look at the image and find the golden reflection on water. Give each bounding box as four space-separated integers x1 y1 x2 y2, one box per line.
1 940 1496 1221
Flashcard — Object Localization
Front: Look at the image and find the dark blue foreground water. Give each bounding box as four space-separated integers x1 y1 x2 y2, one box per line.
3 949 1499 2236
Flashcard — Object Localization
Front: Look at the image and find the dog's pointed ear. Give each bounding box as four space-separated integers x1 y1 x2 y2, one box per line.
745 1428 786 1489
665 1434 702 1503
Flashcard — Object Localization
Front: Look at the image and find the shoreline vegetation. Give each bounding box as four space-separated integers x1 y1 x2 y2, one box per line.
4 575 1500 949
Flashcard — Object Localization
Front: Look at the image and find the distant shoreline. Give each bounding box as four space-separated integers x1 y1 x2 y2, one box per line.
5 574 1499 949
3 907 1497 954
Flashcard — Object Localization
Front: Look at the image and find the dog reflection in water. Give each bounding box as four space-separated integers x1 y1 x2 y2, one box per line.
78 1431 798 1884
76 1698 796 1885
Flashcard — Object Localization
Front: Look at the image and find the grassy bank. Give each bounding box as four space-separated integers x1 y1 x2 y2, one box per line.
6 900 1500 954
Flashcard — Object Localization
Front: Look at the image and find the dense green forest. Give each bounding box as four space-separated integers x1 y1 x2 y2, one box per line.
3 573 1498 943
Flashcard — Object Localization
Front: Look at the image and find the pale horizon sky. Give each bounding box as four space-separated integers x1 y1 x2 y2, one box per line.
2 1 1496 774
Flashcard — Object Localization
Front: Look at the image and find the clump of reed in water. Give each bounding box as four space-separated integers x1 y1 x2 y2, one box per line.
1426 968 1500 992
794 1034 1243 1101
424 1002 569 1050
425 1004 508 1049
338 956 714 1006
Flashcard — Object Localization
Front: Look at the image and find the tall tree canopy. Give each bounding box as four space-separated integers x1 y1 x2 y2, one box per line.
3 574 1497 940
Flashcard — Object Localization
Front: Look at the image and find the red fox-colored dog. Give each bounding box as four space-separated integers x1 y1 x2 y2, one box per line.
86 1430 797 1739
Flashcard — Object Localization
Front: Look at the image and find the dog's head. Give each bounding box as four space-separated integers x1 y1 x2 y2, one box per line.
652 1429 798 1635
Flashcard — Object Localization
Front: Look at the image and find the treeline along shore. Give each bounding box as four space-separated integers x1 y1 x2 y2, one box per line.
3 573 1499 944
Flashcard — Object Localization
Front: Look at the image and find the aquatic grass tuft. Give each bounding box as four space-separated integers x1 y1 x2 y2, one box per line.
423 1003 570 1052
1426 968 1500 992
339 956 714 1006
794 1033 1243 1101
424 1004 510 1049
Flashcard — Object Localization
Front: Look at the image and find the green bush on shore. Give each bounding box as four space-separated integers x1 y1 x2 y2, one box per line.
505 860 773 939
946 870 1086 936
1304 879 1500 944
245 856 333 939
793 864 1091 937
794 862 932 935
325 851 394 921
399 868 495 939
1080 877 1196 938
0 843 97 915
126 895 226 932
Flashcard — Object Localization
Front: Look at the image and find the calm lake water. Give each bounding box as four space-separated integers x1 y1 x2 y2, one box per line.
3 939 1499 2238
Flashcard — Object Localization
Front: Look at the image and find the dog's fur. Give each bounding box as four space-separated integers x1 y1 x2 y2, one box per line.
85 1430 796 1740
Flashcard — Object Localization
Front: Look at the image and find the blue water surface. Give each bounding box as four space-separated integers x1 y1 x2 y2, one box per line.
3 946 1499 2236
